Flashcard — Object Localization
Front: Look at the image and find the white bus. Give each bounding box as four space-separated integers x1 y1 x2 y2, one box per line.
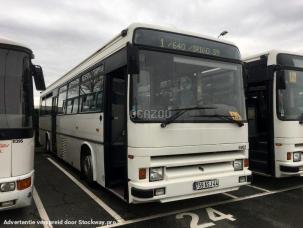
0 38 45 210
39 23 251 203
245 50 303 177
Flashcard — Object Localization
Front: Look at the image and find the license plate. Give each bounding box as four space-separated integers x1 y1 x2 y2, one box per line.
193 179 219 191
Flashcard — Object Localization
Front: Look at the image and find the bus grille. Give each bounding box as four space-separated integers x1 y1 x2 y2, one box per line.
150 150 245 179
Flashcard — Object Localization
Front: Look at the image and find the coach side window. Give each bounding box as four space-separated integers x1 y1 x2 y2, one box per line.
40 98 46 115
45 96 52 115
66 78 80 114
40 95 52 115
80 65 104 113
58 85 67 114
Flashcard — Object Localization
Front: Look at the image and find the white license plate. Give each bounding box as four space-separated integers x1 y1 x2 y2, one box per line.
193 179 219 191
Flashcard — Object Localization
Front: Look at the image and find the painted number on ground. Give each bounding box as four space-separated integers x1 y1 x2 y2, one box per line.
176 207 236 228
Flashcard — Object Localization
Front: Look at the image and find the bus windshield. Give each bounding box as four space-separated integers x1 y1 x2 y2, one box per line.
0 48 33 129
130 50 246 123
277 70 303 120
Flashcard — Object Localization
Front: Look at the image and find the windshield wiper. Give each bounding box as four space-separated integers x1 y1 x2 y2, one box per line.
160 106 217 128
190 114 244 127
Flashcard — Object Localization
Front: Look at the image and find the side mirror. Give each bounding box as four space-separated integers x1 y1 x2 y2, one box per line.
127 43 139 74
276 70 286 90
32 65 46 91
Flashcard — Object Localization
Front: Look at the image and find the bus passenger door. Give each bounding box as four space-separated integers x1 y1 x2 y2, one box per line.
104 66 127 199
247 84 274 175
51 96 57 154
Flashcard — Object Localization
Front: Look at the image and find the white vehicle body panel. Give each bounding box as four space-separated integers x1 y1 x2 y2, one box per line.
0 141 12 178
0 138 34 210
0 171 33 211
39 23 251 203
0 39 35 210
245 50 303 177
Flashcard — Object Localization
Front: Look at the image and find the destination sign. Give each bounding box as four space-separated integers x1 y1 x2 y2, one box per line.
277 53 303 68
133 28 240 60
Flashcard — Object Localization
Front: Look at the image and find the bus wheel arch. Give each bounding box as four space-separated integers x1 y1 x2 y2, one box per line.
80 143 96 186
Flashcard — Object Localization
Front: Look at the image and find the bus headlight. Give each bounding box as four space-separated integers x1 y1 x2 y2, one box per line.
233 159 243 171
293 152 301 162
0 182 15 192
149 167 164 182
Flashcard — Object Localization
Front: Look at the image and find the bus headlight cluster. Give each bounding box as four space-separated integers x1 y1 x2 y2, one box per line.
293 152 302 162
0 182 15 192
233 159 243 171
149 167 164 182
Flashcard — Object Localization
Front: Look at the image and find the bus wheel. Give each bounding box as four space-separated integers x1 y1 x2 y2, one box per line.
81 153 94 186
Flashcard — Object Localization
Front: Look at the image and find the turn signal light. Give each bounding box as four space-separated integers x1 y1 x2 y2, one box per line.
287 152 292 161
17 177 31 190
139 168 146 180
244 159 249 168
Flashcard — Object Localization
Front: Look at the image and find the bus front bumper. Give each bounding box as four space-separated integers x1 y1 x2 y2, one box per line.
129 170 252 203
0 171 34 211
279 161 303 177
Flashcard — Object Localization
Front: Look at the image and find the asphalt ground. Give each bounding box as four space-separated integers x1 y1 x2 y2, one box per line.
1 148 303 228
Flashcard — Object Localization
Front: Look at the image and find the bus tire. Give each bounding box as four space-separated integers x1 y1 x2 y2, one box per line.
81 152 94 187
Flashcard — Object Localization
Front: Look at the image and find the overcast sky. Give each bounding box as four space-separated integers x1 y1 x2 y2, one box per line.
1 0 303 105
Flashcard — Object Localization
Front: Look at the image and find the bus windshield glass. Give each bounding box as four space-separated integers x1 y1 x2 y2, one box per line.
0 48 33 129
277 70 303 120
130 50 246 123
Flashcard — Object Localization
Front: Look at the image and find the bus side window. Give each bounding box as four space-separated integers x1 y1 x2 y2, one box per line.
40 95 52 115
66 78 80 114
58 85 67 114
45 96 52 115
66 99 73 114
79 96 85 112
62 100 66 114
40 98 46 115
96 92 103 111
80 65 104 113
52 96 58 114
81 94 95 112
72 97 79 114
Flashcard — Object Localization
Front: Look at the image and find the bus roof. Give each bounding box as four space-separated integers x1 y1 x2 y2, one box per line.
41 23 239 97
0 37 32 54
243 49 303 65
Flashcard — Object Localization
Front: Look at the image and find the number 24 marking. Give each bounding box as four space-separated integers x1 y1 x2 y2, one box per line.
176 208 236 228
